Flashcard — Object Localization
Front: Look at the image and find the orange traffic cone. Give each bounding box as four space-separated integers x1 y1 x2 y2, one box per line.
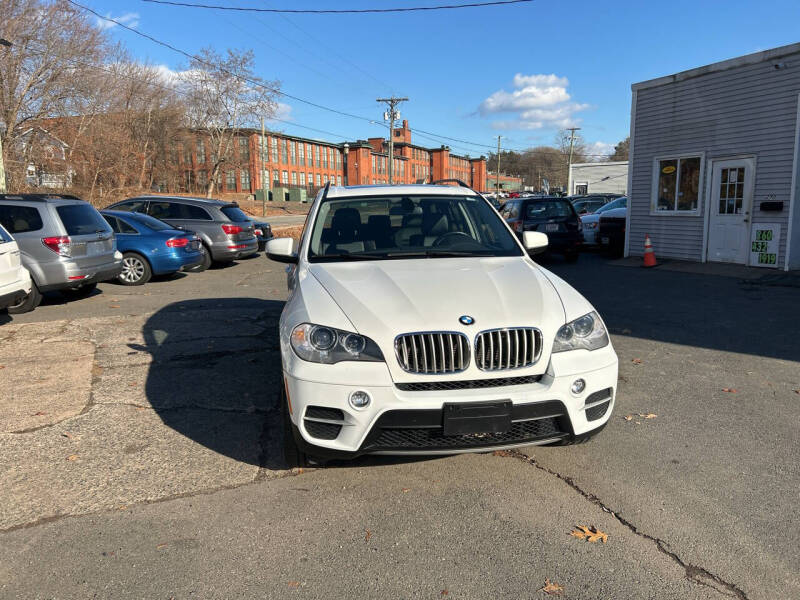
643 234 658 267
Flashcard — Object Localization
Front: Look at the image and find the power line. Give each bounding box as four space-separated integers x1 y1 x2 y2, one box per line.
140 0 533 14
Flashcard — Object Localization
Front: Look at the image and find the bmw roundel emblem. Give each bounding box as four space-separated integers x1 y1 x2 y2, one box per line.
459 315 475 326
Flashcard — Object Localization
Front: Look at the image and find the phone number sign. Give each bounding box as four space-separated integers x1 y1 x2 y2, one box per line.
749 224 780 267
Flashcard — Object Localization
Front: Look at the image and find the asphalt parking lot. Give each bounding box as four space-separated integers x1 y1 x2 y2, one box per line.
1 252 798 599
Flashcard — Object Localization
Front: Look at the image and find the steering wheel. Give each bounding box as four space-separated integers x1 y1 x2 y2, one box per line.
432 231 473 247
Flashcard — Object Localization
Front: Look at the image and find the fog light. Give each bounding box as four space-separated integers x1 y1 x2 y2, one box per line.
570 379 586 395
349 390 371 410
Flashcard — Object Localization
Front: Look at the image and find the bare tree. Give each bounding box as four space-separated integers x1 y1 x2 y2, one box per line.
179 47 280 197
0 0 110 188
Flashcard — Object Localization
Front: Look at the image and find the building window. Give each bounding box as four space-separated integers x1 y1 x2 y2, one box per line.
291 171 297 185
272 170 279 185
271 138 278 163
197 139 206 164
240 168 251 190
290 142 297 165
372 155 376 173
652 155 703 213
281 141 288 164
300 172 306 186
337 175 342 186
335 150 341 169
226 171 236 190
239 137 249 160
316 174 321 186
298 143 305 166
322 148 328 169
314 146 320 167
183 144 193 165
282 170 288 184
323 174 329 184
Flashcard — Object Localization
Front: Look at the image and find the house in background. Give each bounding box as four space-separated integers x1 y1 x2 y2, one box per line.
568 161 628 196
14 126 73 188
626 42 800 271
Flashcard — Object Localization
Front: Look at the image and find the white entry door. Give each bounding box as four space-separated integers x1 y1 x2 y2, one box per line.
707 158 754 264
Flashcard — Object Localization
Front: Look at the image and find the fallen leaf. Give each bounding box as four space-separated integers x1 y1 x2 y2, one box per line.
61 432 75 439
441 590 449 596
401 488 411 493
287 581 301 589
33 410 48 416
109 305 120 309
0 365 5 369
66 454 79 461
792 389 799 394
570 525 608 543
540 578 565 595
364 530 371 542
128 382 137 387
134 406 146 411
492 450 513 457
722 388 737 393
118 505 127 510
631 358 643 364
623 415 633 421
156 543 168 550
638 413 657 419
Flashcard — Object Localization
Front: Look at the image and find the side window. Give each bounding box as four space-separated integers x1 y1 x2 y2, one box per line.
0 205 44 233
148 202 175 220
117 218 139 234
113 200 147 213
102 215 121 233
184 205 212 220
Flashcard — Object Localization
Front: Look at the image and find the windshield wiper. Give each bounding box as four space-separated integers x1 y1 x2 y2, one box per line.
383 250 489 258
312 253 387 261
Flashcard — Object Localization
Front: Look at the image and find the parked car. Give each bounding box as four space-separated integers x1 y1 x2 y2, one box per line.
572 198 606 215
266 182 618 465
100 210 205 285
0 223 32 312
104 196 257 270
598 204 628 256
0 194 122 313
580 196 627 246
251 220 274 251
501 196 582 261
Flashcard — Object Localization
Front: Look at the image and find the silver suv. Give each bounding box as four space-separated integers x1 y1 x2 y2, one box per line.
105 196 257 269
0 194 122 313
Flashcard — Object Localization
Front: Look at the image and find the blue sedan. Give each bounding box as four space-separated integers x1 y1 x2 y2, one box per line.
101 210 205 285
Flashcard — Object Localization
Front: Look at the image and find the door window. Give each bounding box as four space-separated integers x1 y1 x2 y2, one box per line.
112 200 147 213
149 202 211 221
0 205 43 233
718 167 745 214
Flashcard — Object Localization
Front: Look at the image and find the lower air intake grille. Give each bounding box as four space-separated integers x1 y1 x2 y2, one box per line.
585 400 611 421
304 420 342 440
367 417 563 450
305 406 345 421
395 375 542 392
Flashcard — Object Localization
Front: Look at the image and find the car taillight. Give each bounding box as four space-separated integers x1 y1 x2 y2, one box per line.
221 224 243 235
166 237 189 248
42 236 71 256
254 228 263 236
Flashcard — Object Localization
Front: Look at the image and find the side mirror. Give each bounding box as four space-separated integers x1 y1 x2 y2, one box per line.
522 231 548 255
265 237 297 264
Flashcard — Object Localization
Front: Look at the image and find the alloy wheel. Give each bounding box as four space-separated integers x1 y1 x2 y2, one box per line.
120 256 145 283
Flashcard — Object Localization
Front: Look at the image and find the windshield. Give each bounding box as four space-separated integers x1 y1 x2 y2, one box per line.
126 212 174 231
308 194 522 261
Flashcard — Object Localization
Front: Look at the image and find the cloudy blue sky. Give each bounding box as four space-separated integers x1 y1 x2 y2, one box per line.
84 0 800 157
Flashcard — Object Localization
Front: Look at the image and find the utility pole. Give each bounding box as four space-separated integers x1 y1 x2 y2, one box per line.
260 116 266 216
0 38 12 194
376 96 408 184
566 127 581 194
495 135 502 196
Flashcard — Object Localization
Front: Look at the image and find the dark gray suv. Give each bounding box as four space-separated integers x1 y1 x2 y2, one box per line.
106 196 257 269
0 194 122 313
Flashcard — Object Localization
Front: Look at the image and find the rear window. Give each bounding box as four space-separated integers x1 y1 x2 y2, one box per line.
525 201 574 219
220 206 250 222
56 204 110 235
0 205 44 233
112 200 147 213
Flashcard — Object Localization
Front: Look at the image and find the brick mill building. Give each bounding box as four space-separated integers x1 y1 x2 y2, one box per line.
178 119 522 196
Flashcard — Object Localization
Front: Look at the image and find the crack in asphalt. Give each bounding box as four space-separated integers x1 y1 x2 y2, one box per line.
502 449 749 600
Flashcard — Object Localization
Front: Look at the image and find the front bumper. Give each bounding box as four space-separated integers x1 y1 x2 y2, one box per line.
284 345 618 458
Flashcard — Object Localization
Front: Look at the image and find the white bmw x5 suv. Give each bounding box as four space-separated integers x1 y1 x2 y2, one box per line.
267 183 618 465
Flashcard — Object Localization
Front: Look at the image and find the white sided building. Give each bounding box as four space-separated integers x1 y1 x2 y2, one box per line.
625 43 800 271
568 161 628 196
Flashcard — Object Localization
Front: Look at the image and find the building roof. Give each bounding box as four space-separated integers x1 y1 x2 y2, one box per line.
633 41 800 91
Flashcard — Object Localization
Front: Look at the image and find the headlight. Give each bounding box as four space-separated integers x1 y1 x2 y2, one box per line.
552 311 609 353
290 323 384 364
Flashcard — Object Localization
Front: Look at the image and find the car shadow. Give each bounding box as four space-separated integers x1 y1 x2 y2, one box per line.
547 253 800 362
138 297 287 468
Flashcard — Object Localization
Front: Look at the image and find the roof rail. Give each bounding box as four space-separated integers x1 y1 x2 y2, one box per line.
428 178 470 188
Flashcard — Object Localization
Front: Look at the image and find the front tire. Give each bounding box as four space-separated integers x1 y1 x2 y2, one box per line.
7 282 42 314
118 252 152 286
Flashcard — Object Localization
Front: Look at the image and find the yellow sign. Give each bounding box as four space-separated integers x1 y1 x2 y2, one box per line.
661 165 676 174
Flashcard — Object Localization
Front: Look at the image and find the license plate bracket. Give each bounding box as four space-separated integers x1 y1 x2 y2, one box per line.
601 236 610 244
545 223 560 232
443 401 512 436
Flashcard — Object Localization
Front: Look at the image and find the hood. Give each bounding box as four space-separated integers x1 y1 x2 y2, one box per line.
306 257 567 381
